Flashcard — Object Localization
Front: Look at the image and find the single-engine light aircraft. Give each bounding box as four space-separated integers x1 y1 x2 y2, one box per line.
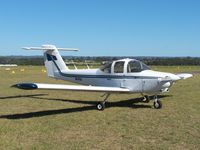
13 45 193 110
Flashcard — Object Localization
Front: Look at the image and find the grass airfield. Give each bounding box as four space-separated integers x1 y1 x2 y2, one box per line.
0 66 200 149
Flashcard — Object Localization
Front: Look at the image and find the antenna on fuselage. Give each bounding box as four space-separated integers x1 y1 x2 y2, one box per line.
85 60 90 69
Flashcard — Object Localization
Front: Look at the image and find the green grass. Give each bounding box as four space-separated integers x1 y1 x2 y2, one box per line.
0 66 200 149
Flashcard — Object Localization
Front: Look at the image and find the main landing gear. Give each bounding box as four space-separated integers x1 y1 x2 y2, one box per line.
142 95 150 103
97 94 162 110
97 93 110 111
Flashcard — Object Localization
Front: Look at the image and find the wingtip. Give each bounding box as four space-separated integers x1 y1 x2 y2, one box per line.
22 47 31 50
11 84 17 88
176 73 193 80
11 83 38 90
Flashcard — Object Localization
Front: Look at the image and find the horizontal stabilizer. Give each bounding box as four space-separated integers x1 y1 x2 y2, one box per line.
22 47 79 51
22 44 79 51
12 83 130 93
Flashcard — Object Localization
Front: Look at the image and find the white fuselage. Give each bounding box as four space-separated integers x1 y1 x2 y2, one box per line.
44 57 181 94
53 68 179 94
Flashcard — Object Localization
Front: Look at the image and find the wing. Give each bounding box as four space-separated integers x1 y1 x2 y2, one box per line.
176 73 193 80
12 83 130 93
159 73 193 82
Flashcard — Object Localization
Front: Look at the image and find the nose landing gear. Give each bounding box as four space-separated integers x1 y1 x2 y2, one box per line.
153 95 162 109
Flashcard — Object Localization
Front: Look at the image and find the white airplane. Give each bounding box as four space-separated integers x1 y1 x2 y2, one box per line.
13 45 193 110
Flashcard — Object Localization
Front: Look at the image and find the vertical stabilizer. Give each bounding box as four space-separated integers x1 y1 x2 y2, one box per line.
22 44 79 78
43 45 68 77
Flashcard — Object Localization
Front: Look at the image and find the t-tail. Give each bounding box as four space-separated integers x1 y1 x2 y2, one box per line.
22 44 79 78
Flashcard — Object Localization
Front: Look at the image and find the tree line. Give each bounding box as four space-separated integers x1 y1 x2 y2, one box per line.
0 56 200 66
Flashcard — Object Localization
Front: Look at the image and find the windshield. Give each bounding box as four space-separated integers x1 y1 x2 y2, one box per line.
141 62 151 70
127 60 151 73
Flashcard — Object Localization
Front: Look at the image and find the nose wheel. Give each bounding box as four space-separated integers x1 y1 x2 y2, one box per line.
153 96 162 109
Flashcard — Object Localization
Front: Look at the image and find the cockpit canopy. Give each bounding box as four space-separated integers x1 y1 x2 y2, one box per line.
100 59 151 73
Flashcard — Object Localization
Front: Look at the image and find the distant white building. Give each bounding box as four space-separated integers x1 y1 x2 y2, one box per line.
0 64 18 67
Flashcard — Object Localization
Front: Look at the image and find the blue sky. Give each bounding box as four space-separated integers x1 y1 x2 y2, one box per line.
0 0 199 56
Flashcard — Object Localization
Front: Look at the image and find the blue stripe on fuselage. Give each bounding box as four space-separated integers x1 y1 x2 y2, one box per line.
49 54 158 80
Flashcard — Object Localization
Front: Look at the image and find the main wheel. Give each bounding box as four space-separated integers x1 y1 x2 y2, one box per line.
97 102 105 111
143 95 150 103
153 100 162 109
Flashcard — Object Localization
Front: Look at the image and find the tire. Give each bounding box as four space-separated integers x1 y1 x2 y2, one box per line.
97 102 105 111
143 95 150 103
153 100 162 109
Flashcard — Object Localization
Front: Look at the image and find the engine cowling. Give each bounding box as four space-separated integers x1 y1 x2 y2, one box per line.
161 82 171 88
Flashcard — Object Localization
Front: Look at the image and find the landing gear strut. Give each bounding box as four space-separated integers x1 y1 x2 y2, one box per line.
97 93 110 111
153 95 162 109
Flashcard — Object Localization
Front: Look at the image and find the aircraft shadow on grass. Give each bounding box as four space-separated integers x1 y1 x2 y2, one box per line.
0 94 48 99
0 94 171 120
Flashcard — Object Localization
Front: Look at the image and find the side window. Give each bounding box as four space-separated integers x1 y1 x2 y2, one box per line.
127 61 141 72
100 62 112 73
114 61 125 73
